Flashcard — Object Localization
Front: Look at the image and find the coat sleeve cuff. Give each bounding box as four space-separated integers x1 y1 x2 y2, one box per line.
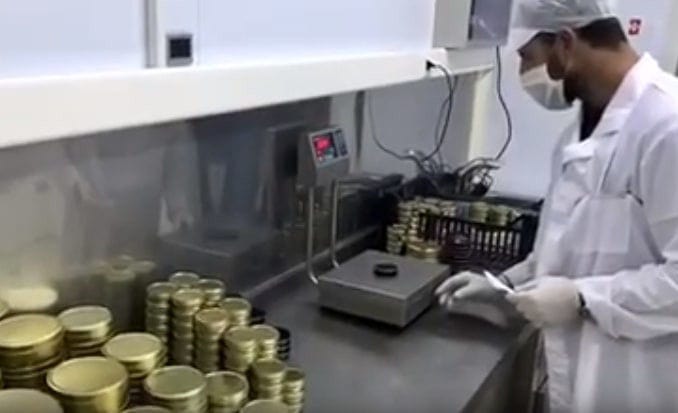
574 276 617 337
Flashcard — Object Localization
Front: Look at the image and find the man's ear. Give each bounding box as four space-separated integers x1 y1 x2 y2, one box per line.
557 28 577 52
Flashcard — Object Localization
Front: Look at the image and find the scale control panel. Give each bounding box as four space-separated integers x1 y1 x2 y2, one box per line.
298 127 350 187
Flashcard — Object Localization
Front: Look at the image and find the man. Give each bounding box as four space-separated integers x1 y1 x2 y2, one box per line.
436 1 678 412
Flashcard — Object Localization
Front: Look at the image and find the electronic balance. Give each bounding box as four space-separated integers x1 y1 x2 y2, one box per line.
300 127 449 328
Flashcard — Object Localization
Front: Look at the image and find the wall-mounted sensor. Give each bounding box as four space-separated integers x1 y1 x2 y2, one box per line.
167 33 193 66
144 0 199 68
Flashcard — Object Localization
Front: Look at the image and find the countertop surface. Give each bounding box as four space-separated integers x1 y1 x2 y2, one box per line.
251 273 529 413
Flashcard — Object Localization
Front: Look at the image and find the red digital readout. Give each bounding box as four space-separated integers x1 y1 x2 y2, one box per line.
314 135 332 152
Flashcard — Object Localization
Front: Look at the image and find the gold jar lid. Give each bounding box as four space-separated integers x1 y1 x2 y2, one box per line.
220 298 251 314
112 254 135 270
171 289 205 308
195 308 229 332
143 366 206 401
241 400 289 413
0 389 63 413
58 306 112 335
122 407 170 413
0 286 59 313
147 282 178 303
197 279 225 296
0 298 8 320
47 357 128 398
129 260 158 276
0 314 63 350
251 325 280 345
102 333 165 372
251 359 286 381
168 272 201 288
206 371 249 406
105 269 136 283
223 327 258 350
283 368 305 391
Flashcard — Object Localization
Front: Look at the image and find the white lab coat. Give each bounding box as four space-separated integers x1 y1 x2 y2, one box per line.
61 122 198 266
509 54 678 413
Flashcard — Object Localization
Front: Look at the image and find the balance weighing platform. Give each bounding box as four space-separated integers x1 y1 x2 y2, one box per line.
298 127 450 328
318 250 449 327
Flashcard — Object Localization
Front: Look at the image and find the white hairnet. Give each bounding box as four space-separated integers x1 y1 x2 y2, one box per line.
514 0 617 32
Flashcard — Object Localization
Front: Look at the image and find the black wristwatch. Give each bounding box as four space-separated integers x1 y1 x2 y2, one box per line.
578 292 591 318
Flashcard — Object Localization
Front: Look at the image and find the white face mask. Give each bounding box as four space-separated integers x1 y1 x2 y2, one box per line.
520 64 572 111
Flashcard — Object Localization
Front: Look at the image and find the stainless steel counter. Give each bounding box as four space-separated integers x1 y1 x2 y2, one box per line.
250 273 538 413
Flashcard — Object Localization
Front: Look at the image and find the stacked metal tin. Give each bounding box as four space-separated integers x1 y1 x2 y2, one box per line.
102 333 167 405
486 204 511 227
171 289 205 365
249 359 286 402
251 325 280 361
206 371 249 413
219 298 252 327
0 314 64 389
129 261 158 280
275 327 291 362
469 202 490 223
58 306 114 358
385 224 406 255
47 357 129 413
145 282 178 345
197 279 226 308
168 272 201 289
222 327 258 374
0 388 64 413
240 400 289 413
282 368 305 413
123 407 171 413
406 240 441 263
0 298 8 320
194 308 230 373
143 366 208 413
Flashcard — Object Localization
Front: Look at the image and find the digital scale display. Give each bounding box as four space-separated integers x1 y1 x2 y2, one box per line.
313 134 338 164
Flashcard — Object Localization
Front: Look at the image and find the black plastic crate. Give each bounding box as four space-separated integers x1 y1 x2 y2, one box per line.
418 211 538 272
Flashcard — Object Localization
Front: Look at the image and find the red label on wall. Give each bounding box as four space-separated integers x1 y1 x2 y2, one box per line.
629 18 642 36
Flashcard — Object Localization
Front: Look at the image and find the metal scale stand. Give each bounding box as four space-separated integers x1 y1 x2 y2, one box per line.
299 127 449 328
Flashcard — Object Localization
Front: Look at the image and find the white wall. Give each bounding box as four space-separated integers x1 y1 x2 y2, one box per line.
198 0 436 65
0 0 146 78
481 0 678 198
331 75 480 178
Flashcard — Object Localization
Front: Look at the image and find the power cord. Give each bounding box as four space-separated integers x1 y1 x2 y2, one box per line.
367 61 457 163
423 61 457 162
494 46 513 160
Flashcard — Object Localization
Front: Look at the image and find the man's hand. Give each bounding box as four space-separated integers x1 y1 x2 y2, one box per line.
435 271 504 310
507 276 581 327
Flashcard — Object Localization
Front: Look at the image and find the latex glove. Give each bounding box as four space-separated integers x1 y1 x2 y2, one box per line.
507 276 580 327
435 271 503 306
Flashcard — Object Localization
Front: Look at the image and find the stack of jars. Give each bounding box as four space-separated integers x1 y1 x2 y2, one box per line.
219 298 251 328
205 371 249 413
249 360 286 402
58 306 114 358
0 314 64 389
197 279 226 308
222 327 258 374
47 357 129 413
170 289 205 365
145 282 178 345
143 366 208 413
194 308 230 373
102 333 167 405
